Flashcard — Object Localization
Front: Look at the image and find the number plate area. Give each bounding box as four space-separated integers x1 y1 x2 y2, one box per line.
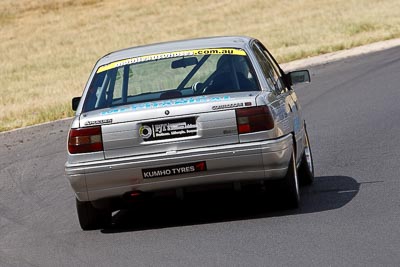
139 117 197 141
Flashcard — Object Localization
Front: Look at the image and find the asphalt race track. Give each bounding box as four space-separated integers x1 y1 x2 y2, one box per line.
1 47 399 266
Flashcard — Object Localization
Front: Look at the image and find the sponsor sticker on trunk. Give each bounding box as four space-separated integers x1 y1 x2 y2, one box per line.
139 117 197 141
142 161 207 179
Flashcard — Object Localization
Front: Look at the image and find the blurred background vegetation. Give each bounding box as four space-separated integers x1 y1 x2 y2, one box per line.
1 0 400 131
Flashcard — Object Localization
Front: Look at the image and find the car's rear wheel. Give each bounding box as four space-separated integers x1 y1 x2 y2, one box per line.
76 199 111 230
298 128 314 185
282 150 300 208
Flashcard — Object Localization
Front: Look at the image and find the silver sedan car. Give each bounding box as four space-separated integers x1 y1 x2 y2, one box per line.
65 36 314 230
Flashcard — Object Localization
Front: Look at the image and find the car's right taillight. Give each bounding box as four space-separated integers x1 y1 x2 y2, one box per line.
235 106 274 134
68 126 103 154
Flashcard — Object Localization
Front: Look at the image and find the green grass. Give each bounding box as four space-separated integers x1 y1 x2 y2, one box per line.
1 0 400 131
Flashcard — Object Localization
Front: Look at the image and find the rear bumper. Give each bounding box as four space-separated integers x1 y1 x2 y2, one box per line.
65 134 293 201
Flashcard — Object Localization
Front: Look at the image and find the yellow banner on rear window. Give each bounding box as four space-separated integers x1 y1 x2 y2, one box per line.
96 48 247 73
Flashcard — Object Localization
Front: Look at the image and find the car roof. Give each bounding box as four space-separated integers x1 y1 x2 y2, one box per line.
97 36 256 66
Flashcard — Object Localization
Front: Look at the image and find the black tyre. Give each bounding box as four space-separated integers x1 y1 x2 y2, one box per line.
298 127 314 186
282 150 300 209
76 199 111 231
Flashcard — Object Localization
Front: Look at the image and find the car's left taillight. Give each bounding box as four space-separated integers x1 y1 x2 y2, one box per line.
235 106 274 134
68 126 103 154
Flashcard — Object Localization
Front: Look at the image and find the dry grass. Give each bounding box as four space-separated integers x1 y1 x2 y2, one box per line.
1 0 400 131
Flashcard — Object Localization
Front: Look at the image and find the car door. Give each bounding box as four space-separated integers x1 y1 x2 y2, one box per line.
252 41 304 162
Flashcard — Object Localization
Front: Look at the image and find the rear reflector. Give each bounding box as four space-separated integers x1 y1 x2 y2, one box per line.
235 106 274 134
130 191 142 197
68 126 103 154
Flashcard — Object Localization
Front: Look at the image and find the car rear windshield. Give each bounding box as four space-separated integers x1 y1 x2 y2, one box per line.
82 48 260 112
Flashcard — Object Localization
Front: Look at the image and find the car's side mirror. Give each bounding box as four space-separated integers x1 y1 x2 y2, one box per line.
72 97 81 111
287 70 311 85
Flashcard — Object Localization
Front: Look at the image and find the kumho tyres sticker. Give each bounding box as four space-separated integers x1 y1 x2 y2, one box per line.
97 48 247 73
142 161 207 179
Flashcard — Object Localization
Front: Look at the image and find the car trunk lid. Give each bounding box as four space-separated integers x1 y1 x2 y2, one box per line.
79 92 259 159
